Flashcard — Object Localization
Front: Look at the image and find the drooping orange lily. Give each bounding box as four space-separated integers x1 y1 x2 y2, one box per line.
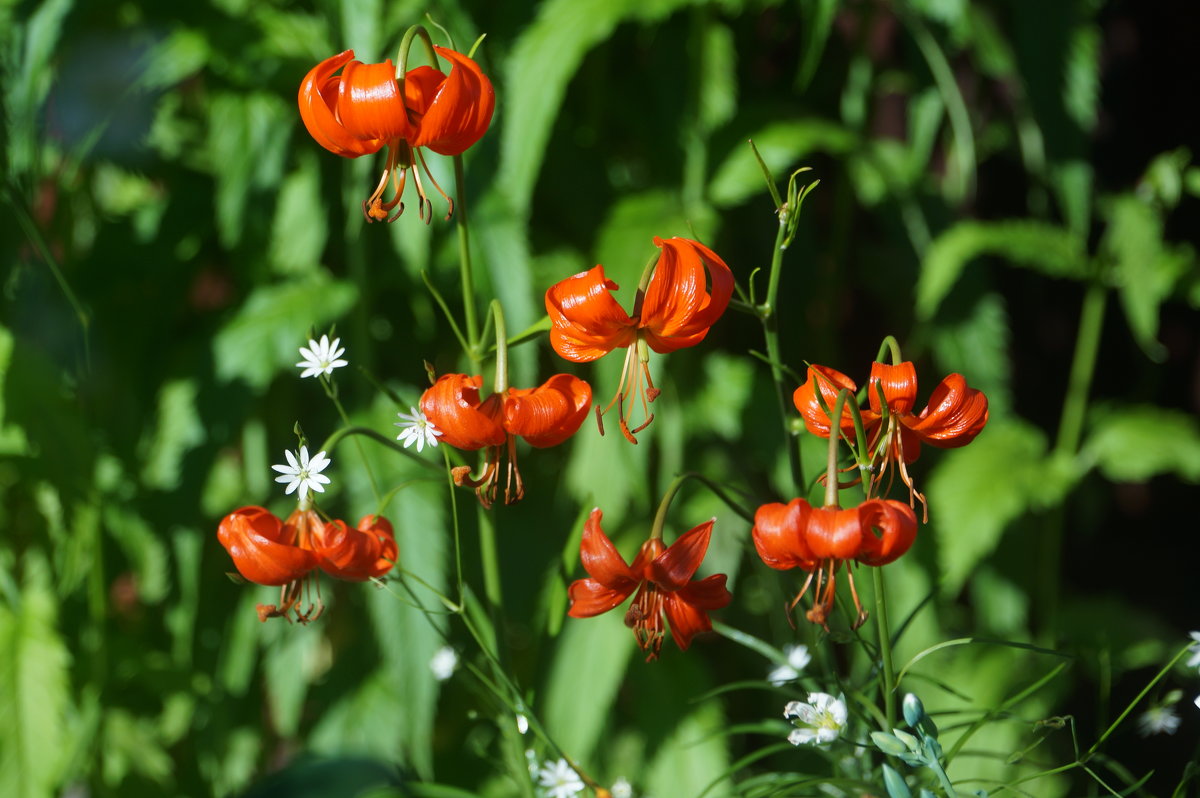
793 361 989 511
298 45 494 222
752 498 916 629
545 237 733 443
568 508 731 661
217 506 398 622
420 373 592 507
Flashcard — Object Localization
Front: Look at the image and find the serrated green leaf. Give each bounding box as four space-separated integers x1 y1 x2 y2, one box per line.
1101 194 1192 363
542 611 635 762
929 292 1012 416
1082 405 1200 483
709 119 856 208
212 271 357 389
928 419 1068 596
0 552 71 798
917 220 1087 319
140 378 205 491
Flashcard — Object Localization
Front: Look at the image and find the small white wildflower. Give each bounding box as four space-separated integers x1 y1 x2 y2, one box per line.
395 406 442 452
516 714 530 735
1186 631 1200 670
271 446 331 501
610 777 633 798
429 646 458 681
768 644 812 685
1194 694 1199 710
1137 704 1181 736
784 692 847 746
536 758 584 798
297 334 348 378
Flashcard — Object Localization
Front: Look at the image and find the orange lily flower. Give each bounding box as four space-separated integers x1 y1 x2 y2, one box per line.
568 508 732 661
420 373 592 507
298 45 494 222
218 506 398 622
752 498 916 629
793 361 989 511
545 237 733 443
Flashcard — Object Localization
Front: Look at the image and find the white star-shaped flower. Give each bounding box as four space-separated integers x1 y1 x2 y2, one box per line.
297 334 348 378
271 445 331 500
784 692 847 746
1137 704 1181 736
610 777 633 798
1186 631 1200 670
536 758 583 798
395 407 442 452
768 644 812 685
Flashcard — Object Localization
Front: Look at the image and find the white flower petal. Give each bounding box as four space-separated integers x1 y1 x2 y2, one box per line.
788 727 817 746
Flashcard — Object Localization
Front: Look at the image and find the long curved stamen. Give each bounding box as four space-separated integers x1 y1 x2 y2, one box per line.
503 436 524 505
625 582 667 661
363 145 408 223
845 567 868 629
596 342 658 443
415 148 455 220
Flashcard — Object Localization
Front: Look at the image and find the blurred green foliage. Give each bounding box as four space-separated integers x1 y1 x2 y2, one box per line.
2 0 1198 796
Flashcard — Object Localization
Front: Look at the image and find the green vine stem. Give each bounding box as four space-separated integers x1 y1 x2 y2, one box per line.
874 567 897 732
454 154 481 357
762 218 804 493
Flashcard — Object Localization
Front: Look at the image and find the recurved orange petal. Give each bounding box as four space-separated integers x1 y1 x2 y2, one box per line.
545 265 638 362
410 46 495 156
420 374 506 450
751 499 818 571
336 58 413 143
803 506 864 561
576 509 638 591
639 237 734 354
567 577 636 618
503 374 592 448
793 365 861 439
907 373 989 447
868 361 918 416
298 50 385 157
662 591 711 651
218 506 317 586
855 500 917 566
649 519 714 591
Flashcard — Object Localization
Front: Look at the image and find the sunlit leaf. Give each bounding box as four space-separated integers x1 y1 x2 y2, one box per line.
140 379 206 491
1082 405 1200 483
917 220 1087 320
0 552 71 798
270 153 329 277
212 270 357 389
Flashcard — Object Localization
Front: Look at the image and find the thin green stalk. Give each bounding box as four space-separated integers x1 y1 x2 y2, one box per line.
762 219 804 492
874 567 896 732
454 155 480 355
318 425 443 472
323 379 381 502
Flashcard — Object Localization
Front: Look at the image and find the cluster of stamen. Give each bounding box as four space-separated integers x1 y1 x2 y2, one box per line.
257 577 324 624
451 437 524 509
362 142 455 224
596 342 660 444
625 581 667 661
868 416 928 521
788 560 867 631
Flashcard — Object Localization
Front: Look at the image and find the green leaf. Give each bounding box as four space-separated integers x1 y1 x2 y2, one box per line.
103 505 171 604
927 419 1073 596
498 0 705 217
644 700 732 798
1100 194 1192 363
929 292 1012 416
0 552 71 798
137 27 209 90
1062 24 1100 132
916 220 1087 320
797 0 839 90
1082 405 1200 483
697 21 737 134
140 378 205 491
262 620 323 737
100 709 173 787
212 270 357 389
6 0 73 176
709 119 856 208
541 611 636 762
205 92 291 248
270 153 329 276
0 324 29 455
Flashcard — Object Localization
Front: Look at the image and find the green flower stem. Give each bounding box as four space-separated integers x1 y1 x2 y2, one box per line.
824 390 851 507
454 154 481 357
875 335 902 366
443 447 466 604
651 471 756 541
761 219 804 492
318 426 444 473
397 25 438 77
1040 282 1106 642
322 378 381 503
1085 640 1193 759
873 567 897 732
490 300 508 394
